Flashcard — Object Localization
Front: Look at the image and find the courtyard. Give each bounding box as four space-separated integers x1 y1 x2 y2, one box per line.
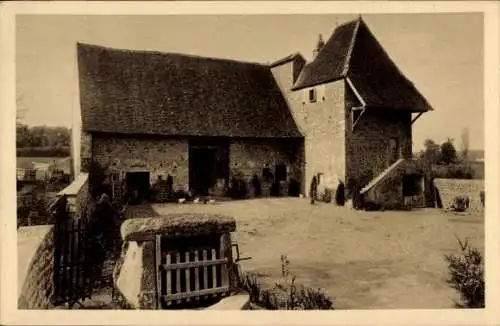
136 197 485 310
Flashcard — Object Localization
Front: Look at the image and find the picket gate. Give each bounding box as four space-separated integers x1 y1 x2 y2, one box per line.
155 234 232 308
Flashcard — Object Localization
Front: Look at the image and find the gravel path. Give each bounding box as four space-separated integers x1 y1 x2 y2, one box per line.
152 198 484 309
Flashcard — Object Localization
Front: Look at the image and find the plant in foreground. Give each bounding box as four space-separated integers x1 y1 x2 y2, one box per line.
239 255 334 310
444 236 484 308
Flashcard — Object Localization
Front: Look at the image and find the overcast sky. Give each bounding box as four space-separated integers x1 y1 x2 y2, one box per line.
16 13 484 151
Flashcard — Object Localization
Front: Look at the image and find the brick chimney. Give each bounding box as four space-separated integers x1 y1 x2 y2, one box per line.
313 34 325 59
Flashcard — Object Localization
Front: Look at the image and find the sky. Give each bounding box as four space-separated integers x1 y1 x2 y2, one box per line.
16 13 484 151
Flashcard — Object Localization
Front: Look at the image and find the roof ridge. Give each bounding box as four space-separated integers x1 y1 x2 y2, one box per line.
341 16 362 76
269 52 303 67
77 42 268 68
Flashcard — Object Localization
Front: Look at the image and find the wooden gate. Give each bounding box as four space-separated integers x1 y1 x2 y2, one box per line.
155 234 232 308
51 195 93 307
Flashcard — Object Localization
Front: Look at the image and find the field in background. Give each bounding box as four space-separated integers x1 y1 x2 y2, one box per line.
150 198 484 309
17 157 71 174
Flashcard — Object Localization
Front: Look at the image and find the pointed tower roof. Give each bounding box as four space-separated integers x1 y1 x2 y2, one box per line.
292 16 433 112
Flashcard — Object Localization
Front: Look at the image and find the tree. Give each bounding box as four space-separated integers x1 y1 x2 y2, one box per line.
460 128 470 162
16 123 31 147
16 79 27 124
420 139 441 165
441 138 458 165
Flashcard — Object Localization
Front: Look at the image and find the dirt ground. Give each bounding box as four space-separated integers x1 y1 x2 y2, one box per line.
151 197 484 310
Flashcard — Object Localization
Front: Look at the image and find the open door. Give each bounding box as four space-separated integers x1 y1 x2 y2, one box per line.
126 172 150 204
189 147 217 196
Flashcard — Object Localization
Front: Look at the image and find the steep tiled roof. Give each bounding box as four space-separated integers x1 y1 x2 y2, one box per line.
293 18 433 112
77 43 303 138
292 20 357 90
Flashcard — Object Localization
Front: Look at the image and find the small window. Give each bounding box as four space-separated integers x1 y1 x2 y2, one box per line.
389 138 400 164
308 89 317 103
275 165 287 182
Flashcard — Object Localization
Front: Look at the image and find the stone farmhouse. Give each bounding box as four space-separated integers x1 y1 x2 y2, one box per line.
72 17 433 207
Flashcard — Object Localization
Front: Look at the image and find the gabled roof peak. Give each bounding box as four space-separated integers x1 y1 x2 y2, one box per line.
292 17 433 112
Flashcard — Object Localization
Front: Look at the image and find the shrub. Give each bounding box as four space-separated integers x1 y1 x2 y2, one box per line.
17 146 70 157
227 172 248 199
444 237 484 308
432 164 474 179
238 255 334 310
172 190 191 201
270 181 281 197
86 160 108 198
251 174 262 197
320 188 333 203
450 195 470 212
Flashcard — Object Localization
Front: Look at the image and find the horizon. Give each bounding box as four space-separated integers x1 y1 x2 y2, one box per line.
16 13 484 151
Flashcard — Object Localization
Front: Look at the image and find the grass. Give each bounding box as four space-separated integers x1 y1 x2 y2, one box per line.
152 197 484 309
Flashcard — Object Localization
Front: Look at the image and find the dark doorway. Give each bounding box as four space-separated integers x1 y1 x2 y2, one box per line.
126 172 150 205
189 147 217 196
402 173 423 197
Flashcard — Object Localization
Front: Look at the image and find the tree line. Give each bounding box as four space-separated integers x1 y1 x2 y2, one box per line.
417 134 482 179
17 123 71 157
418 138 460 165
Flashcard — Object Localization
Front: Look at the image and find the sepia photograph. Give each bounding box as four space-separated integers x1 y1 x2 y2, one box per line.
1 1 499 325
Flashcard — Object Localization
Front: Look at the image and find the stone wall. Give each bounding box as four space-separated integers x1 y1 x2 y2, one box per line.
92 134 189 192
272 61 346 193
299 81 347 192
91 134 302 196
345 84 412 186
58 172 89 218
434 178 485 214
80 131 92 173
18 225 54 309
229 138 303 194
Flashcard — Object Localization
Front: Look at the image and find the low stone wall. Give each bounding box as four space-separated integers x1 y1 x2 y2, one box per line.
58 172 89 218
18 225 54 309
434 178 485 214
17 173 90 309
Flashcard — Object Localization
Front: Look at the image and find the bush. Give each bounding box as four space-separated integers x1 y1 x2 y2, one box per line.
450 195 470 212
238 255 334 310
172 190 192 201
17 146 70 157
320 188 333 203
86 160 108 198
227 172 248 199
444 237 484 308
270 181 281 197
251 175 262 197
432 164 474 179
